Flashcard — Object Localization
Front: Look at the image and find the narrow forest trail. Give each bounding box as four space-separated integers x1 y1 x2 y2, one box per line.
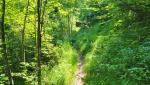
71 53 85 85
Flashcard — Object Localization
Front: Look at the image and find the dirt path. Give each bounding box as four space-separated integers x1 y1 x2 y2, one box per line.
71 54 85 85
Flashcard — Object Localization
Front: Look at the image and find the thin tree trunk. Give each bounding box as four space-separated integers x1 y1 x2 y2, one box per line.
37 0 42 84
21 0 30 64
1 0 14 85
41 0 47 41
67 10 70 37
67 8 72 37
70 8 72 34
41 0 47 28
34 0 37 52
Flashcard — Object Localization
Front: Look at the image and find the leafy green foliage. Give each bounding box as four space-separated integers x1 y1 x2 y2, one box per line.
42 42 78 85
71 0 150 85
1 0 150 85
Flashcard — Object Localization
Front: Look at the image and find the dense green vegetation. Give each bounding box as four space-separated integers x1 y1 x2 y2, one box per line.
0 0 150 85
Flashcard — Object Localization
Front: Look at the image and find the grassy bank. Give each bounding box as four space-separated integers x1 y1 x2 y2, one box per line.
42 42 78 85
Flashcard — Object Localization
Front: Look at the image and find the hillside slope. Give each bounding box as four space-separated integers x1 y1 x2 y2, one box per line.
71 1 150 85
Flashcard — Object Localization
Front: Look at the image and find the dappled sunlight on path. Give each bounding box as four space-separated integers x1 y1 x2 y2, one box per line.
71 54 85 85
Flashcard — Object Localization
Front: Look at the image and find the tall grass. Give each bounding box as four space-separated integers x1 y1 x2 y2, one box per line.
42 42 78 85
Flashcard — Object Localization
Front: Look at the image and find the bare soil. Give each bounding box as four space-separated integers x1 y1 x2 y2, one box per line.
71 54 85 85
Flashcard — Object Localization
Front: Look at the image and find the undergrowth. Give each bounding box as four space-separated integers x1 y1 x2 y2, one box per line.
42 42 78 85
73 17 150 85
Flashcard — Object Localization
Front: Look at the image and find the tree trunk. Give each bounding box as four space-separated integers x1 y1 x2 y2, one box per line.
67 10 70 37
34 0 37 54
41 0 47 32
70 9 73 34
37 0 42 85
21 0 29 65
67 8 72 37
1 0 14 85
